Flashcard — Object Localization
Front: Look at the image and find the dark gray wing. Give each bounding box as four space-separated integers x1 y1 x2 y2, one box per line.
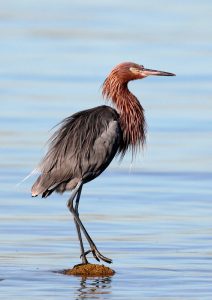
31 105 121 197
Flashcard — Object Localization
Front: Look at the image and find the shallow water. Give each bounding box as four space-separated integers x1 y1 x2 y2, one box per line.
1 1 212 299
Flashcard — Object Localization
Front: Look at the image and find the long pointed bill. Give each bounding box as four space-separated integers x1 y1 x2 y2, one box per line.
142 68 176 76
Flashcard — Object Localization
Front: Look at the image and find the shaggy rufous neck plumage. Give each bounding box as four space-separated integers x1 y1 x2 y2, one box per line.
102 65 146 157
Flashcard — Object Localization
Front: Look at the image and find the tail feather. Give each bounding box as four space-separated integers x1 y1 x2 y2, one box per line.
42 189 54 198
31 174 51 197
31 172 62 198
31 172 77 198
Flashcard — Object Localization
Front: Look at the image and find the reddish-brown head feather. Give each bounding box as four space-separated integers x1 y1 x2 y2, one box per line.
102 62 146 157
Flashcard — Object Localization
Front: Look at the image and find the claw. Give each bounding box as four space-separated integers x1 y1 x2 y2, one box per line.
74 262 89 268
81 249 92 257
92 247 112 264
92 249 100 262
80 247 112 264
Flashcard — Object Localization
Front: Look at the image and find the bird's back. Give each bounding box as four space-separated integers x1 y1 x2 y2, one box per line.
31 105 121 197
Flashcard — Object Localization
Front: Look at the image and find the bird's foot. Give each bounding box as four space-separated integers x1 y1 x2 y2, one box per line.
82 247 112 264
79 253 89 265
73 262 90 268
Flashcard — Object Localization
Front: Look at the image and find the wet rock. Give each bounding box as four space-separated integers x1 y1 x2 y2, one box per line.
62 263 115 277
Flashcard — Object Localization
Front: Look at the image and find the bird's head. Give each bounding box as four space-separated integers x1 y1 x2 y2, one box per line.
102 61 175 100
110 62 175 83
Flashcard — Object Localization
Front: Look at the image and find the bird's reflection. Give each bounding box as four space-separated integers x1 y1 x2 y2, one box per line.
75 276 112 300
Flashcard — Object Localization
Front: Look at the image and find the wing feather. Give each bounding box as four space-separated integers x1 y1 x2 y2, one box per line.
31 105 121 196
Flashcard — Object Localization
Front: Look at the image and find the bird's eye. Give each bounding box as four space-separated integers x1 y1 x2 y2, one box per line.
140 65 144 70
129 67 140 74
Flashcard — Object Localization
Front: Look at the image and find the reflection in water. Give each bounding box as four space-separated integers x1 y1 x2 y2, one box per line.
76 276 112 300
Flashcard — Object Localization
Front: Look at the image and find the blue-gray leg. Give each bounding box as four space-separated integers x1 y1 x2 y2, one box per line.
73 184 88 264
67 182 112 264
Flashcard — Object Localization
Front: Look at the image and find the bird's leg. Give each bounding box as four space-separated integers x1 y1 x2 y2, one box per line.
73 185 88 265
67 182 88 265
67 184 112 264
70 207 112 264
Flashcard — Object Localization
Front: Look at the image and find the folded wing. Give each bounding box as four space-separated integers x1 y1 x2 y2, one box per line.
31 105 121 197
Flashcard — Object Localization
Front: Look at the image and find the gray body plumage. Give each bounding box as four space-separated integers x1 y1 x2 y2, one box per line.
32 105 121 197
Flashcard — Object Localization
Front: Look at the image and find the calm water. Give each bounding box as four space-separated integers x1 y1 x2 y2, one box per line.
1 1 212 299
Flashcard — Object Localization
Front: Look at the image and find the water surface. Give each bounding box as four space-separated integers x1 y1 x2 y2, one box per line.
0 1 212 299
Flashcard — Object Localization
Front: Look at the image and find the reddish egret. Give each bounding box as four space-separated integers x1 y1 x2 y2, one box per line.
32 62 175 264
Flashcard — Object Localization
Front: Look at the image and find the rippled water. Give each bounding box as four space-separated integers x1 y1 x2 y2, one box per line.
1 1 212 299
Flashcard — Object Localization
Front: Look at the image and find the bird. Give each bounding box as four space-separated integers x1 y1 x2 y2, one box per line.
31 62 175 265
